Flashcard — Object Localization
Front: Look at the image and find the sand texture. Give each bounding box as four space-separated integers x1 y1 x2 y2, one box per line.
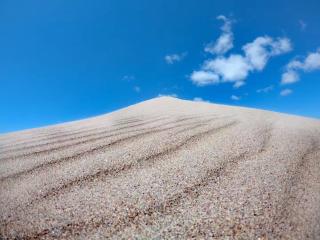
1 97 320 239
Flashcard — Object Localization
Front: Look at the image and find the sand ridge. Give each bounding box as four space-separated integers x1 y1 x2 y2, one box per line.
0 97 320 239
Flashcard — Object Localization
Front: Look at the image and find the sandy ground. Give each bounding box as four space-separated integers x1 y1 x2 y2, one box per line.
0 97 320 239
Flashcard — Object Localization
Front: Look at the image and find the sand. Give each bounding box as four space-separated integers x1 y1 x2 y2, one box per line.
0 96 320 239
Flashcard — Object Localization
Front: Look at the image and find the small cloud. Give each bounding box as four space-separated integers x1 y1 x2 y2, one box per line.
165 52 187 64
281 48 320 85
122 75 135 81
190 70 220 86
133 86 141 93
193 97 210 103
243 36 292 70
280 89 293 96
257 85 274 93
231 95 241 101
204 54 251 82
158 93 178 98
281 70 299 84
299 20 307 31
205 15 234 55
233 81 245 88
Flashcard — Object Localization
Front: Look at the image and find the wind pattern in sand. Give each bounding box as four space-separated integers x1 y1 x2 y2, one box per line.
1 97 320 239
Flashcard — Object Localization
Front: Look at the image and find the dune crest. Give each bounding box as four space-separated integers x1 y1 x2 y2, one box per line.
1 97 320 239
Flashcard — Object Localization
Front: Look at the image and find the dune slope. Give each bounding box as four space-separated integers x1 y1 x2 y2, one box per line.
1 97 320 239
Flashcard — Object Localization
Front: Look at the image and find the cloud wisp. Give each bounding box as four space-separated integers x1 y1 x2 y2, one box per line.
158 93 178 98
280 89 293 96
133 86 141 93
122 75 135 81
281 49 320 85
231 95 241 101
165 52 187 64
257 85 274 93
205 15 234 55
189 71 219 86
191 16 292 88
193 97 210 103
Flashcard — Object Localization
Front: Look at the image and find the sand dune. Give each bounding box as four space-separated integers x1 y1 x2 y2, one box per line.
1 97 320 239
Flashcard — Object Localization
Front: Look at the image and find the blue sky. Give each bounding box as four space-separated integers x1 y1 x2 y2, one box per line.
1 0 320 133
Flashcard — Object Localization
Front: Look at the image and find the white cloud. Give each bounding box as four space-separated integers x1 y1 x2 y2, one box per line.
158 93 178 98
122 75 135 81
193 97 210 103
233 81 245 88
133 86 141 93
257 85 274 93
281 49 320 85
217 15 232 32
205 15 233 55
243 37 292 70
243 37 271 70
193 97 203 102
270 38 292 55
165 52 187 64
281 71 299 84
193 38 291 87
231 95 241 100
190 16 292 88
190 70 220 86
304 50 320 70
280 89 293 96
204 54 251 82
